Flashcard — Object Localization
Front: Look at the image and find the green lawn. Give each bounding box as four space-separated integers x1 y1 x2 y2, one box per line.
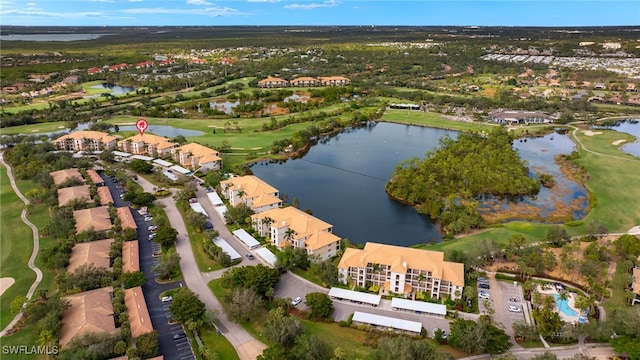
0 121 69 136
0 167 36 330
176 204 223 272
199 326 240 360
380 109 495 133
603 258 633 315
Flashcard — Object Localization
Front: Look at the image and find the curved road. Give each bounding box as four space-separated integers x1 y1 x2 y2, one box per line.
0 152 44 337
133 175 266 360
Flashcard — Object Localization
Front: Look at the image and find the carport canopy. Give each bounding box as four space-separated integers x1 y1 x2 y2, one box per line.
391 298 447 316
328 287 381 306
352 311 422 334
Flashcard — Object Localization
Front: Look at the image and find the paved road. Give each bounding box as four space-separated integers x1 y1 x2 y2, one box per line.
485 274 525 349
103 174 195 360
133 175 266 360
0 152 44 337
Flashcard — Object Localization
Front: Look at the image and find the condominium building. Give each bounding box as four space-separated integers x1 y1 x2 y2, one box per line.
117 134 177 158
52 131 117 152
220 175 281 212
251 206 341 261
171 143 222 171
338 243 464 300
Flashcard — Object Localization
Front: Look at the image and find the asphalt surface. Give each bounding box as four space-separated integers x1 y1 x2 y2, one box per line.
102 174 195 360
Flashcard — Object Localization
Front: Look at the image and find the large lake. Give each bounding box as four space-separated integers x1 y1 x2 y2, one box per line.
251 122 587 246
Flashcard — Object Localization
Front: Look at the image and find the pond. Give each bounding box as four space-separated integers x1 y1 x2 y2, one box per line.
0 33 112 42
597 119 640 157
90 83 137 95
251 122 588 247
114 125 204 138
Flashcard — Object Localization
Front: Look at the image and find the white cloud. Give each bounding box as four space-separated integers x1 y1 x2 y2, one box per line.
122 6 243 17
128 0 143 2
27 2 36 6
187 0 212 6
0 8 104 19
90 0 115 3
247 0 280 2
285 0 337 10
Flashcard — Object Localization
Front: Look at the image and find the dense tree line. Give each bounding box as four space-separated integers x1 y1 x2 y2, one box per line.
386 127 539 233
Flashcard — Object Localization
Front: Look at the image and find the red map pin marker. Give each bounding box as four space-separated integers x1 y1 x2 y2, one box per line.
136 118 149 137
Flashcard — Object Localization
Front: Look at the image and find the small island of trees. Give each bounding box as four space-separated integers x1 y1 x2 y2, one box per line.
386 127 540 234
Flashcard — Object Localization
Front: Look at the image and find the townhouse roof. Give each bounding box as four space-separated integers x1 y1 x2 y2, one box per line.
124 287 153 338
258 76 288 84
633 267 640 295
59 124 101 144
174 143 221 165
58 185 92 207
252 206 341 250
97 186 114 205
118 133 176 149
291 77 318 83
122 240 140 273
221 175 278 199
86 169 104 185
251 193 283 208
489 110 552 120
59 286 117 348
73 206 112 234
67 238 115 273
117 207 138 230
318 76 350 82
50 168 84 186
338 242 465 287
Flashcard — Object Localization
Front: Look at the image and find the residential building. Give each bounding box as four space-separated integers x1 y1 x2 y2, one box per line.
290 77 320 87
220 175 281 212
58 185 92 207
117 207 138 230
318 76 350 86
73 206 112 234
489 110 554 125
135 60 154 69
50 168 84 186
189 58 207 64
67 238 115 273
117 134 178 158
633 255 640 305
109 63 128 71
122 241 140 273
86 169 104 186
87 67 102 75
258 76 289 88
97 187 114 205
52 131 117 152
124 287 153 338
337 242 464 300
59 287 117 348
171 143 222 171
251 206 342 261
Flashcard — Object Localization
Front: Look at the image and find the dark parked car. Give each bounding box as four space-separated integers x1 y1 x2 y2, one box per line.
173 332 186 340
245 253 255 260
479 283 490 289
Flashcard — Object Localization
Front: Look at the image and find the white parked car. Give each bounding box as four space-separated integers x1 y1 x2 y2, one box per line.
161 296 172 302
479 291 491 299
144 216 153 222
508 305 521 313
148 225 158 231
291 297 302 306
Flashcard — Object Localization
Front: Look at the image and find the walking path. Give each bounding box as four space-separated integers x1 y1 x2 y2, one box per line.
0 152 44 337
133 175 266 360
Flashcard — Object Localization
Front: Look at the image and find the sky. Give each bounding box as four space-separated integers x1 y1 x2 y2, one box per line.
0 1 638 27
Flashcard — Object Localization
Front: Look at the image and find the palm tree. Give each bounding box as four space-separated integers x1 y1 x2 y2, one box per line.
416 273 426 292
262 216 274 236
37 329 55 359
284 228 297 245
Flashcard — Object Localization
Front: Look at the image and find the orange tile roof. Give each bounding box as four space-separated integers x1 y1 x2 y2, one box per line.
118 133 176 148
97 186 114 205
122 241 140 273
53 131 116 145
338 242 464 287
174 143 221 165
58 185 92 207
50 168 84 186
124 287 153 338
633 267 640 295
86 169 104 185
73 206 112 234
60 287 117 348
221 175 278 199
117 207 138 230
67 238 114 273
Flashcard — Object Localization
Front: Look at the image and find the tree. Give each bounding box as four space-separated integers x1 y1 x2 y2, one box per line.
188 211 208 233
154 226 178 247
613 234 640 258
449 317 512 355
152 248 181 279
170 288 206 325
305 292 334 320
532 308 564 338
122 271 147 289
224 203 254 226
512 321 539 342
546 225 570 246
264 307 303 347
257 344 291 360
586 220 608 240
309 260 339 287
373 335 443 360
222 265 280 298
130 159 153 174
293 335 332 360
133 331 159 359
224 287 262 323
10 295 27 315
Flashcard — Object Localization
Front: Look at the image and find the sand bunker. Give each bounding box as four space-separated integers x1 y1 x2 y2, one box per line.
612 139 627 146
117 122 136 125
57 126 65 129
30 130 39 133
582 130 602 136
0 278 15 297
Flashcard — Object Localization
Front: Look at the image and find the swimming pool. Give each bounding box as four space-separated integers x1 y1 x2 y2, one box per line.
553 293 578 317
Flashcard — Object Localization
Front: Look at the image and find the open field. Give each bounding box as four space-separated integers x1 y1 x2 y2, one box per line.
380 109 495 133
199 326 240 360
0 121 70 136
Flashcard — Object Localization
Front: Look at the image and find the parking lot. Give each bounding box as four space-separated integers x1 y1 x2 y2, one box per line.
482 276 526 337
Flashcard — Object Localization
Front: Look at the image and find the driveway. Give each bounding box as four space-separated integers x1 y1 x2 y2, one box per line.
486 274 525 347
102 174 195 360
133 175 266 360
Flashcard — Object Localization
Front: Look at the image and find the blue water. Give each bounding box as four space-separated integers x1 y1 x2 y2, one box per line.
600 119 640 157
553 293 578 317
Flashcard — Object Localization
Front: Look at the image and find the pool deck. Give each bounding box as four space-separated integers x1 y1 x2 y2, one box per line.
536 285 587 324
